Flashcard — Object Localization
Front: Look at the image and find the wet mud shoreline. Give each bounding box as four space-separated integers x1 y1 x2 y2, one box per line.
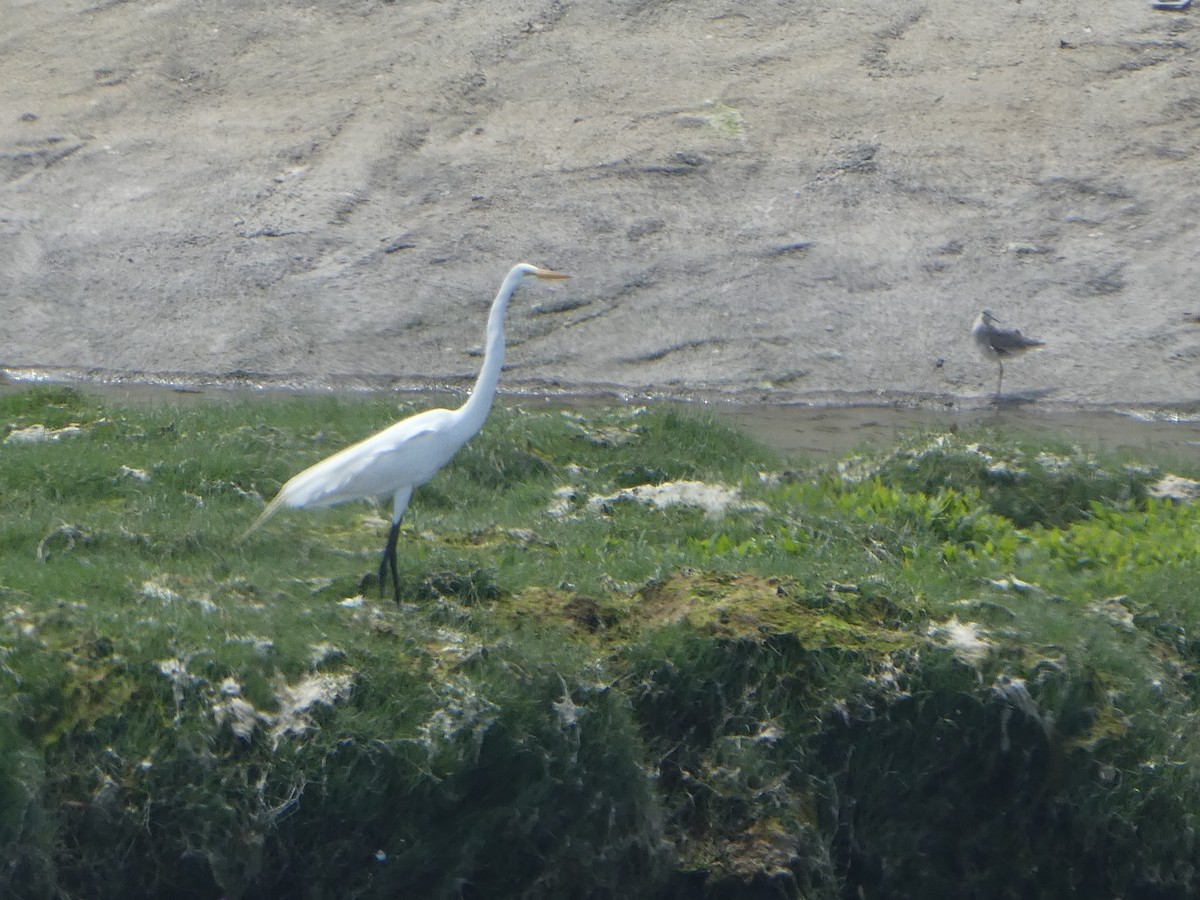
6 363 1200 462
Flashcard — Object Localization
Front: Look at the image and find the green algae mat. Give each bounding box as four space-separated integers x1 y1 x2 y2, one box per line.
3 386 1200 898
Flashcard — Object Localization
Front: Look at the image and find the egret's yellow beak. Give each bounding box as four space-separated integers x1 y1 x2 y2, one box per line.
531 266 569 280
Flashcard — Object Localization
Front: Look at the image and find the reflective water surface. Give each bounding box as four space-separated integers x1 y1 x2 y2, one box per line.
4 369 1200 464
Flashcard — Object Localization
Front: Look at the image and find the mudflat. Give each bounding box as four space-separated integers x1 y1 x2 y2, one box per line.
3 0 1199 412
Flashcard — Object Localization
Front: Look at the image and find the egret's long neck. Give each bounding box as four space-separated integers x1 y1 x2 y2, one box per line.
457 267 523 434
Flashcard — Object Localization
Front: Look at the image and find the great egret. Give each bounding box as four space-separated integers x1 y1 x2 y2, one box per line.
972 309 1045 396
245 262 569 600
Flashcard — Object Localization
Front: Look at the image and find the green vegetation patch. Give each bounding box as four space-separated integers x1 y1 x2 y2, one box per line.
2 388 1200 898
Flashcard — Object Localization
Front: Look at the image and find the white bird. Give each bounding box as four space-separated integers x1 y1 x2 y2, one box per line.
244 262 569 600
972 309 1045 396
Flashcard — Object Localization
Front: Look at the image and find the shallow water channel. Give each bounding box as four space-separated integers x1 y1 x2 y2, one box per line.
5 371 1200 465
715 401 1200 462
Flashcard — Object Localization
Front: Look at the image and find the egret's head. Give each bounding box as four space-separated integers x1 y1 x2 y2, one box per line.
517 262 569 281
980 309 998 324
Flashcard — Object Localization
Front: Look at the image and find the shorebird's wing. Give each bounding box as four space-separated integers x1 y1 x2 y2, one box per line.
990 327 1045 354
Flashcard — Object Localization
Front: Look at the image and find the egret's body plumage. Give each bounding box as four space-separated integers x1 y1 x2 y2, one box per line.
252 407 464 518
972 309 1044 396
246 262 567 599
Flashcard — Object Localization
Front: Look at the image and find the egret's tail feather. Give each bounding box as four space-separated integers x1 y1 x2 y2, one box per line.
238 493 287 543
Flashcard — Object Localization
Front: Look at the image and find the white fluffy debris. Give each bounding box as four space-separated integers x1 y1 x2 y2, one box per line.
140 579 217 613
213 694 261 741
225 634 275 655
141 580 181 604
1088 596 1136 632
117 465 150 483
560 410 644 446
929 616 994 668
212 672 355 746
1149 474 1200 503
986 576 1041 594
4 423 84 444
430 629 486 670
991 674 1053 749
838 434 991 483
156 657 198 687
865 653 911 700
308 641 343 666
157 657 201 716
986 461 1023 478
991 674 1041 720
551 676 582 732
547 485 584 517
3 606 37 637
1033 451 1073 472
753 721 784 745
417 673 500 755
587 480 767 517
272 672 355 743
35 523 89 562
212 679 259 740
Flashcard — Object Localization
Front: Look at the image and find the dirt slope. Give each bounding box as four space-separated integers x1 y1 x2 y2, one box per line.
3 0 1200 411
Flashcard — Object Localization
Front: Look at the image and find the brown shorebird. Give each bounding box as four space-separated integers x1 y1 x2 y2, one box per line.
972 310 1045 396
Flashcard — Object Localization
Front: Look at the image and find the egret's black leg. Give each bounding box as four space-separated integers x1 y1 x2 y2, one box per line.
379 520 402 603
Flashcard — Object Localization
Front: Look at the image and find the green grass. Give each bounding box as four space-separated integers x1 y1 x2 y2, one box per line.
3 386 1200 898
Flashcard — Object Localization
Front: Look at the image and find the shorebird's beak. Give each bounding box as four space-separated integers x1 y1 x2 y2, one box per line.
531 266 569 280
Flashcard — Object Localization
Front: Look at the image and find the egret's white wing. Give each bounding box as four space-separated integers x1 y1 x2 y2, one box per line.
245 407 462 533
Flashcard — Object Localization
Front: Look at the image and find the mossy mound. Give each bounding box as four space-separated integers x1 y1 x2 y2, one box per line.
845 431 1150 528
490 566 1200 898
3 389 1200 897
0 608 666 899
